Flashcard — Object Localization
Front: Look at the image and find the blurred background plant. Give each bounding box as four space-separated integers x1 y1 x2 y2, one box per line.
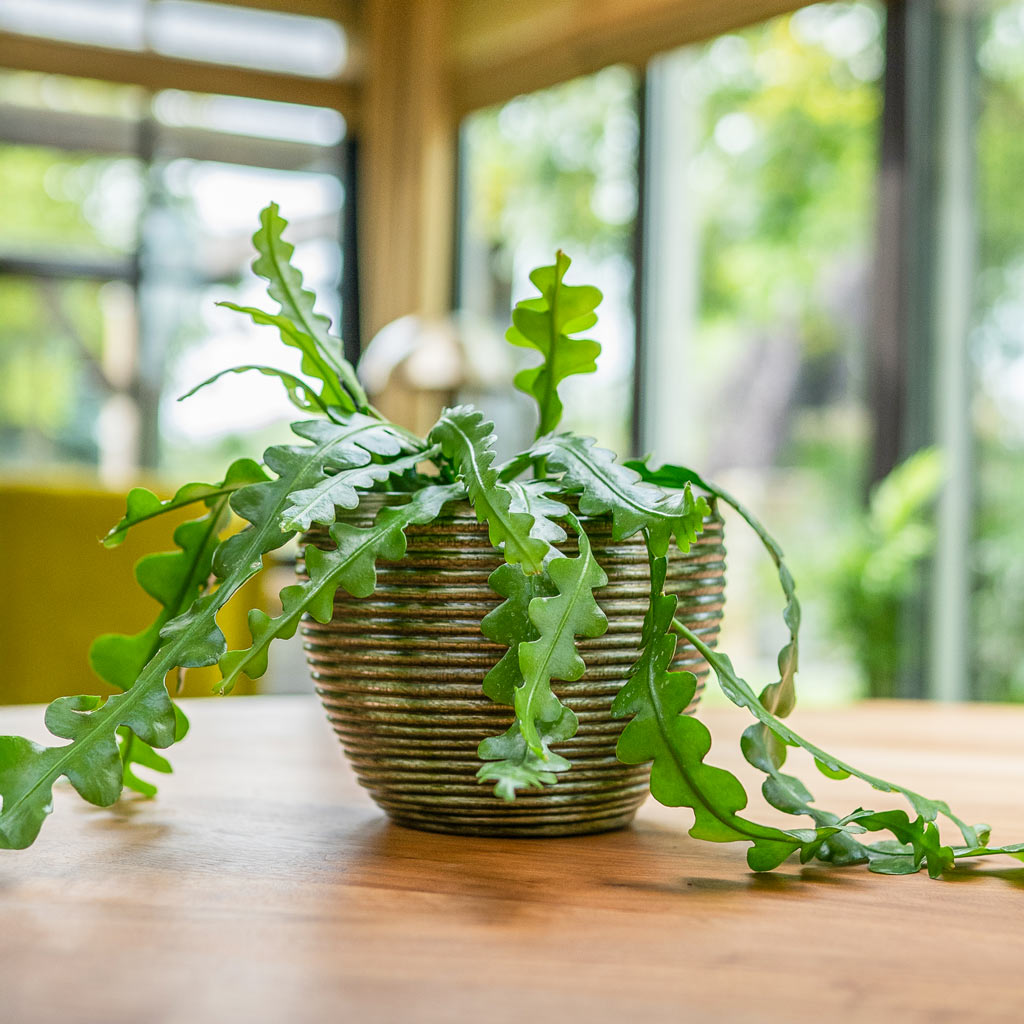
824 447 943 699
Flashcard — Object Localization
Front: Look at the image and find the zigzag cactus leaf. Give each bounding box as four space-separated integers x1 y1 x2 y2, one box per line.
612 546 840 872
506 250 602 437
479 562 558 706
178 363 330 416
243 202 368 411
429 405 551 573
102 458 268 548
89 496 232 795
281 446 439 532
506 479 569 544
217 483 464 692
0 417 402 850
628 458 800 758
535 434 708 557
669 614 1024 874
477 517 607 799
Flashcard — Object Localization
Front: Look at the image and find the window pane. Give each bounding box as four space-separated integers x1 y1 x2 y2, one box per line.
0 277 135 471
0 0 146 49
0 68 347 479
149 1 347 77
973 1 1024 700
153 90 346 147
155 160 343 480
458 66 639 457
643 4 884 702
0 145 144 255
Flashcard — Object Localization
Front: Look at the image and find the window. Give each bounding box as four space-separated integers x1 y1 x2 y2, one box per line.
458 67 640 458
0 1 355 483
458 4 884 702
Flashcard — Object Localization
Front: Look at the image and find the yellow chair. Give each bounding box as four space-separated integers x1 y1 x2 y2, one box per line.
0 477 264 705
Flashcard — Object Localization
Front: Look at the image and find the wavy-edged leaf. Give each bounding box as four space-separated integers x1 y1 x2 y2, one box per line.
103 458 268 548
429 406 550 573
477 516 608 799
629 459 800 763
178 363 329 415
507 250 602 437
0 418 397 849
271 413 417 533
535 434 708 557
217 483 464 693
478 562 558 707
90 497 232 795
669 614 1024 874
281 445 439 532
506 478 569 543
612 545 842 872
218 302 355 413
246 202 367 411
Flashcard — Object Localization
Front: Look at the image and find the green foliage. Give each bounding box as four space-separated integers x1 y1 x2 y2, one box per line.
613 546 833 871
218 483 463 693
669 615 1024 875
89 497 233 795
3 207 1020 879
505 479 569 543
229 201 368 413
536 434 709 557
826 448 943 697
506 251 602 437
628 458 800 762
0 412 407 849
103 458 269 547
280 447 437 532
429 406 552 573
478 517 608 799
178 364 331 416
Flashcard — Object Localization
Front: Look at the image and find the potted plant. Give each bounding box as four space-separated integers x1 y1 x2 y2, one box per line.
1 204 1019 876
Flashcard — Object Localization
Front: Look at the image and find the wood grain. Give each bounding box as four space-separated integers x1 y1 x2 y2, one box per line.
450 0 815 114
2 696 1022 1024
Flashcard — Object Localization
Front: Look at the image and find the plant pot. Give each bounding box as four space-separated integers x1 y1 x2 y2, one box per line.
300 494 726 837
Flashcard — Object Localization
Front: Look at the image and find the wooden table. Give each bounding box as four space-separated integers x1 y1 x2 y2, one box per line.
2 696 1022 1023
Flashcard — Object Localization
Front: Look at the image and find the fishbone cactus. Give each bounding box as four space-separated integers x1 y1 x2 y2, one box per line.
2 207 1021 878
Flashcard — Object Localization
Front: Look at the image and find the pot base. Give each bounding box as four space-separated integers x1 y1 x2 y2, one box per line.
383 807 643 838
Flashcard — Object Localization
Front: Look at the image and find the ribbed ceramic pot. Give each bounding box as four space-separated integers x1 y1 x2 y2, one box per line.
300 493 726 837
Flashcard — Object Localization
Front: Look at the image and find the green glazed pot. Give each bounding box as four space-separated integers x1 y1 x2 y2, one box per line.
301 494 726 837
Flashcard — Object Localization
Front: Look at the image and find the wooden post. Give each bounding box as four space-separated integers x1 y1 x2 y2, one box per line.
360 0 457 340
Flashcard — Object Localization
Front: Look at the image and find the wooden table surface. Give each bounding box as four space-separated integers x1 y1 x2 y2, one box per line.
2 695 1022 1024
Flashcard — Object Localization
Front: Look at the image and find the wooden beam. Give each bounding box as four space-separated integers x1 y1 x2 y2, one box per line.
0 102 341 172
0 31 361 121
451 0 813 114
360 0 456 338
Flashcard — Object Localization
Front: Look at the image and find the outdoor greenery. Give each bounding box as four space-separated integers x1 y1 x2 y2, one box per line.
1 205 1022 878
826 448 943 697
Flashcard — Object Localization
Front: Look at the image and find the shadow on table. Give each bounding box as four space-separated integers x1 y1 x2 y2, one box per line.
337 815 1024 902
